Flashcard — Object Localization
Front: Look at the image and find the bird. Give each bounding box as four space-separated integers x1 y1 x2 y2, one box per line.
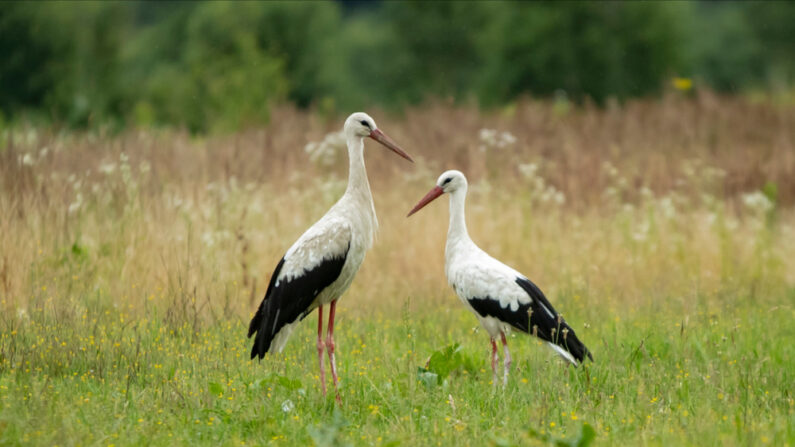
407 170 592 386
248 112 413 401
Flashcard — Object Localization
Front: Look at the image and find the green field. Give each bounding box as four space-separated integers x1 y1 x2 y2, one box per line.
1 98 794 445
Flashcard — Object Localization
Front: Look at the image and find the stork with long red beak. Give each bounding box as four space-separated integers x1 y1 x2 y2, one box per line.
408 170 592 385
248 113 412 402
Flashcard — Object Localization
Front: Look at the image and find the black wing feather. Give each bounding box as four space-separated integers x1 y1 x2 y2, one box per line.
467 296 533 332
248 243 349 359
514 277 593 363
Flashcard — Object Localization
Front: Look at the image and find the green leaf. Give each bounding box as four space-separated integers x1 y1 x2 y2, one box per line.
71 242 86 257
425 343 465 380
208 382 223 395
276 375 303 391
574 423 596 447
762 181 778 205
417 367 440 388
307 409 351 447
254 374 303 391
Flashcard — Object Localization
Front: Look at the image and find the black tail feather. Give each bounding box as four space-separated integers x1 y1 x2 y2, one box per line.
515 277 593 364
248 296 276 360
556 321 593 363
248 258 285 359
247 248 348 361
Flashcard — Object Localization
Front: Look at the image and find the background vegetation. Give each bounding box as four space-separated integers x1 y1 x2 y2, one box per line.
1 94 794 445
1 1 794 132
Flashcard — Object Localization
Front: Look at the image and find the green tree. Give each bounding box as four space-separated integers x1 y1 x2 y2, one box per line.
477 2 689 104
0 2 57 119
0 2 132 127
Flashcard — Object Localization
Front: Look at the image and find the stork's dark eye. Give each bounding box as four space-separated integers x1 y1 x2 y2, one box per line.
442 177 452 185
360 120 370 128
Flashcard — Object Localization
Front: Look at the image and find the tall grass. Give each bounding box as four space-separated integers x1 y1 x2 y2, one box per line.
1 93 793 445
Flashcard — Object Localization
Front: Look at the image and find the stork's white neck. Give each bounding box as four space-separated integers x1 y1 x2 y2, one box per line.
344 136 372 199
343 134 378 239
446 187 472 251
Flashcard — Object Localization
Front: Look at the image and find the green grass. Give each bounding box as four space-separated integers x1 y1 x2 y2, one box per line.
1 284 793 446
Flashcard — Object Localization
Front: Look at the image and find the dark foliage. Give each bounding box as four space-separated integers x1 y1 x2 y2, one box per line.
0 1 792 131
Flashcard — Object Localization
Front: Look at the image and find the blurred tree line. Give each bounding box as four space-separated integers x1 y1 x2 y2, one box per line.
0 1 792 132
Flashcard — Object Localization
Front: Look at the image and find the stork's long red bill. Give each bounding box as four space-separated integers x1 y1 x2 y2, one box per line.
369 128 414 163
407 185 444 217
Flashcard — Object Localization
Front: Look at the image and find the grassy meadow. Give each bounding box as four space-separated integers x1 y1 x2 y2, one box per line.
1 94 794 446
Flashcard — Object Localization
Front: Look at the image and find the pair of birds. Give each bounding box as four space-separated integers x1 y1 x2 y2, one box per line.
248 113 592 401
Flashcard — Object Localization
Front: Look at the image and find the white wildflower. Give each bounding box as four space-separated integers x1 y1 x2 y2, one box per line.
518 163 538 179
99 162 117 175
479 128 517 151
68 193 83 214
658 196 676 219
633 220 650 242
479 128 497 145
21 153 34 166
602 161 618 178
305 131 345 167
741 191 774 214
706 213 717 226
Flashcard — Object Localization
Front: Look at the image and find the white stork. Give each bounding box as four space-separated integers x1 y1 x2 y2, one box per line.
248 112 413 401
407 170 592 385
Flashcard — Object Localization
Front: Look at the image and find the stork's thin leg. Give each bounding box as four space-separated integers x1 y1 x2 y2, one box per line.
317 305 326 397
326 299 341 403
490 338 499 386
500 332 512 387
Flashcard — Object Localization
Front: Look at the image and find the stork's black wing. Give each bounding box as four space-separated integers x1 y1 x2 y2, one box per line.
515 277 593 363
248 234 350 359
466 295 533 332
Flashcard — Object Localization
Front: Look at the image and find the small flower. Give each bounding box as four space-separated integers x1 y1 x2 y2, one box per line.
305 131 345 167
479 128 517 151
99 162 117 175
673 77 693 91
741 191 774 214
518 163 538 179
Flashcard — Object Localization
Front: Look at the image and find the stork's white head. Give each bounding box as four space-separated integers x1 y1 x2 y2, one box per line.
343 112 413 162
407 170 468 217
435 170 468 194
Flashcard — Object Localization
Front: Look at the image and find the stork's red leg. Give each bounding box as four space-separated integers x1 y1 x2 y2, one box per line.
317 305 326 397
490 338 499 386
500 332 512 387
326 299 341 403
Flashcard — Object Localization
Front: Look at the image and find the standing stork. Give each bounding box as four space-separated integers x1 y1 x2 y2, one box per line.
248 113 413 401
407 170 592 386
